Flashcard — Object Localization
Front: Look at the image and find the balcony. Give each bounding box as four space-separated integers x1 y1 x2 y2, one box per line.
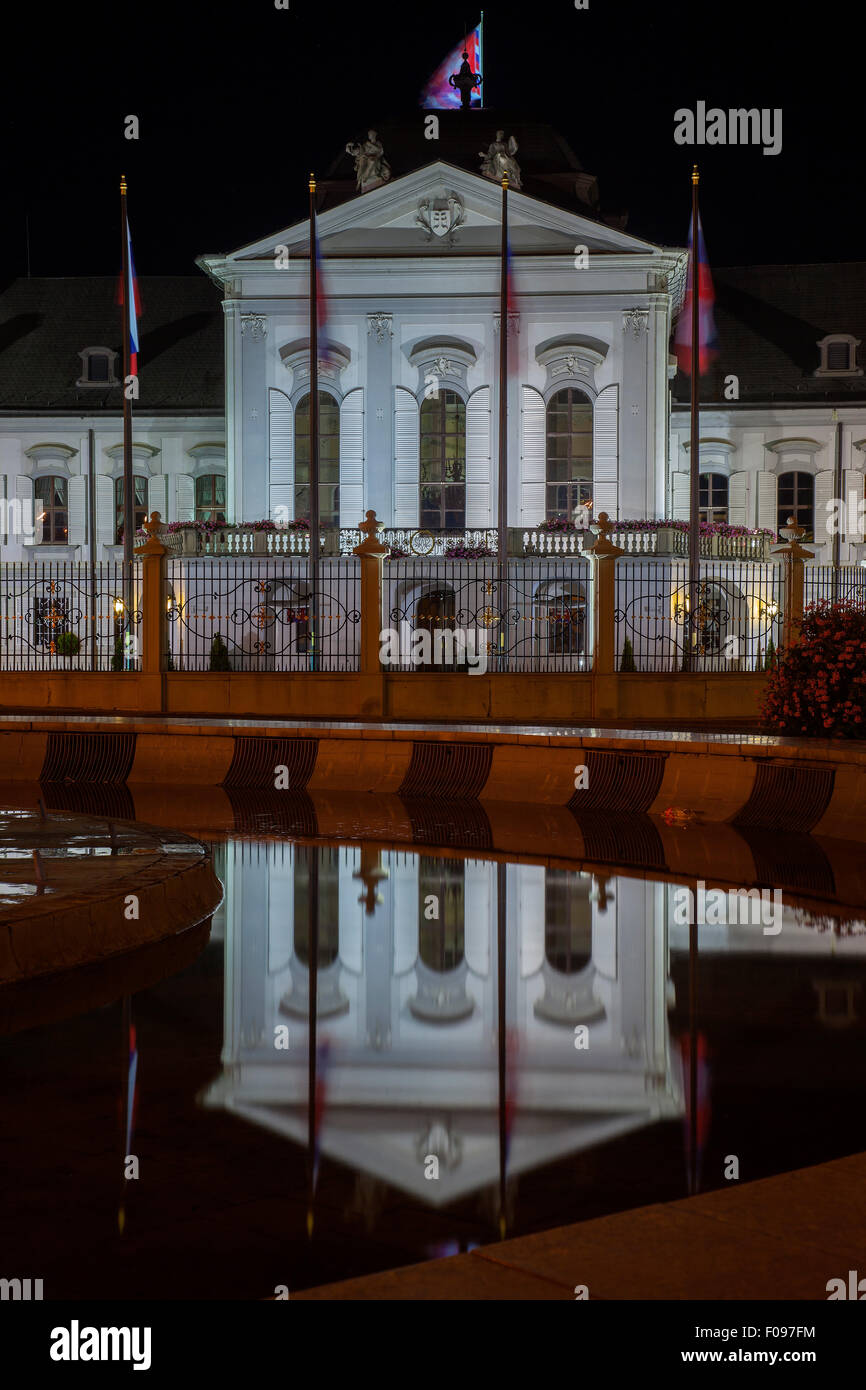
153 521 776 562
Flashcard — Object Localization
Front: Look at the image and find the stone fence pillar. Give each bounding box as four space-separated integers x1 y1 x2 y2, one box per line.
352 510 389 718
773 516 814 650
585 511 625 719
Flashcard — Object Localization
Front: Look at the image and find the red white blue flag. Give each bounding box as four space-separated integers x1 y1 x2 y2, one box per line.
674 211 718 376
118 218 141 376
313 221 335 368
421 22 483 109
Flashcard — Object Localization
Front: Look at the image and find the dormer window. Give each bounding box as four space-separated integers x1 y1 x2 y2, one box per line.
815 335 862 378
77 347 119 387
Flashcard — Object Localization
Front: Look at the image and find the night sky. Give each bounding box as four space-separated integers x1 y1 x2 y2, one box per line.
2 0 860 279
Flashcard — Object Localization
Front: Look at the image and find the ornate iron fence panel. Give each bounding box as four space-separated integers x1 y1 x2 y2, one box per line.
804 564 866 610
0 562 141 671
383 557 593 672
614 560 783 672
165 558 360 672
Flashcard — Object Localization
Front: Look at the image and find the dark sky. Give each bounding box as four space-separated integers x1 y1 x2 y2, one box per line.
2 0 862 278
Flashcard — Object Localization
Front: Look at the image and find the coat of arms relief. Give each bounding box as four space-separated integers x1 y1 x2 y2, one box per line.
416 191 466 244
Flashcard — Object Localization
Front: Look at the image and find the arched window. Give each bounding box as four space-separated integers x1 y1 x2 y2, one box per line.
777 471 814 538
699 472 728 525
114 475 149 545
420 389 466 530
415 588 461 671
546 387 593 521
538 583 587 657
544 870 592 973
34 476 68 544
418 859 465 971
295 391 340 527
195 474 226 524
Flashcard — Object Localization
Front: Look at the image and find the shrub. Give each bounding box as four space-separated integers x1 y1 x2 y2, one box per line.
111 632 124 672
620 636 637 672
54 631 81 659
761 602 866 737
209 633 232 672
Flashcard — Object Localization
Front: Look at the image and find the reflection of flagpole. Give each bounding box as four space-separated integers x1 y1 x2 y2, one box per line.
478 12 484 108
688 915 698 1195
118 995 135 1234
307 848 319 1237
497 861 507 1238
308 176 320 673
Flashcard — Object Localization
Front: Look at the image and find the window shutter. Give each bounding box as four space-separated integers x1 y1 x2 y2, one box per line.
844 469 864 540
813 469 835 543
671 472 690 521
520 386 545 525
0 474 7 542
728 471 749 526
67 476 87 546
394 387 419 527
339 388 364 528
757 472 777 532
827 341 851 372
465 386 491 527
176 473 195 522
269 388 293 520
592 383 618 519
16 475 33 542
148 474 167 523
95 475 115 545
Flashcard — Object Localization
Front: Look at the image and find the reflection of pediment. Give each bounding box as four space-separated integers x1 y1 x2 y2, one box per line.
203 1095 679 1205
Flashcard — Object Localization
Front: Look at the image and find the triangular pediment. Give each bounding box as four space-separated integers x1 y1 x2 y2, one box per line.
203 162 669 275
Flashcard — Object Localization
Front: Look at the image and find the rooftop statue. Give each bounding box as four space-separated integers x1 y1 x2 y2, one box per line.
479 131 522 190
346 130 391 193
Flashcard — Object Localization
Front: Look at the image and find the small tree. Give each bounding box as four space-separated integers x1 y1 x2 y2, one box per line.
620 635 637 672
763 636 777 671
209 632 232 672
111 632 124 672
55 631 81 659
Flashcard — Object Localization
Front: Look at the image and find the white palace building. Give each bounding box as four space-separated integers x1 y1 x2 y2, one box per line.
1 114 865 561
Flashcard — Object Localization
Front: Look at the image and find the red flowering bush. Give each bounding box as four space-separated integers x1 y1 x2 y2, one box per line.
761 602 866 738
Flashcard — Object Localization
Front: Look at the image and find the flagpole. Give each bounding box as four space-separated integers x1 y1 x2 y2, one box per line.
687 165 701 672
308 175 320 673
120 176 134 569
497 175 509 666
307 847 319 1238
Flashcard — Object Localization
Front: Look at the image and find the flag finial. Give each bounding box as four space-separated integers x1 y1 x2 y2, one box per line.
120 174 127 195
692 164 699 185
309 173 316 192
501 174 509 189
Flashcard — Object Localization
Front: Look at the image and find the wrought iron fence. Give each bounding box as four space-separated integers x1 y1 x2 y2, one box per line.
164 558 360 672
804 564 866 609
614 560 783 672
383 557 593 672
0 562 141 671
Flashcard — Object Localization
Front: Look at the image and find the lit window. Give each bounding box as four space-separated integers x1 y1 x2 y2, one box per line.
195 474 226 524
777 471 814 538
114 475 148 545
546 387 593 521
420 390 466 530
699 472 728 524
34 476 68 544
294 392 340 527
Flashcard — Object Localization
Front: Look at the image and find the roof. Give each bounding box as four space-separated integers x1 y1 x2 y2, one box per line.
0 276 224 413
672 263 866 405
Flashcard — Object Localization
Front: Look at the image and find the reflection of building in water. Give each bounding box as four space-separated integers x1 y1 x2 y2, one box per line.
203 840 681 1205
